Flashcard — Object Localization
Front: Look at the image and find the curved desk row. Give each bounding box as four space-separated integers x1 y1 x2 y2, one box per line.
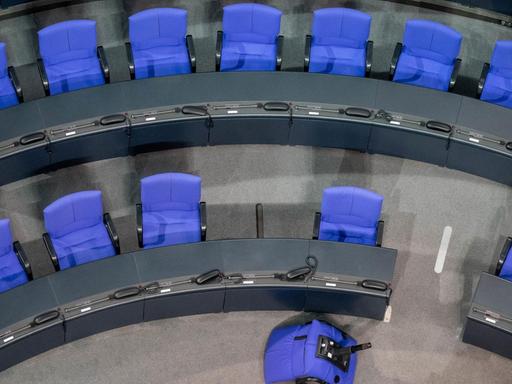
0 73 511 186
0 238 397 372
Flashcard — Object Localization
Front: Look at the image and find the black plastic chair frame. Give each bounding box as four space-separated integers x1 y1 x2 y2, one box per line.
7 66 23 103
13 241 32 280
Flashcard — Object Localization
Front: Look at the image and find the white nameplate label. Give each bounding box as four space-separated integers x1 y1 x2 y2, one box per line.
469 137 480 143
485 317 497 324
325 282 337 287
390 121 401 125
242 280 254 285
227 110 239 114
160 288 171 293
80 307 92 313
145 117 156 121
308 111 320 116
65 131 76 136
3 336 14 343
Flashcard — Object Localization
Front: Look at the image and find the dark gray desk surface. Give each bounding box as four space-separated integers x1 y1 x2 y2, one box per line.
470 272 512 319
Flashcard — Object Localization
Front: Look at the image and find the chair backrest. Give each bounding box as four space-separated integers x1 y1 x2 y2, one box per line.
44 191 104 239
0 42 8 79
403 19 462 65
223 3 282 44
311 8 371 49
38 20 98 66
321 186 383 228
141 173 201 212
0 218 13 257
129 8 187 51
490 40 512 78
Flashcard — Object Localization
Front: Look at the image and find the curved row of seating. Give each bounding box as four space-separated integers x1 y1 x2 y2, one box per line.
0 175 385 293
1 4 511 109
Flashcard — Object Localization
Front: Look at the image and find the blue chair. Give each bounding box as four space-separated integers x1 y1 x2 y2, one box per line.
137 173 206 249
126 8 196 80
496 236 512 281
43 191 120 271
313 186 384 246
0 218 32 293
478 41 512 109
264 319 371 384
216 3 283 72
37 20 110 96
0 42 23 109
305 8 373 77
390 20 462 92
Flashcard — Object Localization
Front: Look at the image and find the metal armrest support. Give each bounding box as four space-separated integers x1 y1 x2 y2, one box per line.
304 35 312 72
496 236 512 276
14 241 32 280
477 62 490 98
103 213 120 254
200 202 207 241
365 40 373 77
43 233 60 271
312 212 321 240
97 46 110 83
125 42 135 80
376 220 384 247
136 203 143 248
276 35 284 71
449 58 462 91
186 34 197 73
256 203 264 238
215 30 223 72
8 66 23 102
37 58 50 96
389 42 402 80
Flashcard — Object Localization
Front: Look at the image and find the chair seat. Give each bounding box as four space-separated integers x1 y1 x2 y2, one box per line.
46 57 104 95
481 72 512 109
221 40 276 71
309 44 366 77
0 75 18 109
394 52 453 91
143 209 200 248
0 250 28 293
133 44 191 79
319 221 377 245
52 222 115 269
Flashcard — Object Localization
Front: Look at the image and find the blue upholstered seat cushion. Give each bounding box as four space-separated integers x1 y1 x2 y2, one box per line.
221 40 277 71
309 44 366 76
481 41 512 109
0 43 18 109
143 207 200 249
38 20 104 95
133 44 191 79
499 246 512 281
0 219 28 293
319 220 377 245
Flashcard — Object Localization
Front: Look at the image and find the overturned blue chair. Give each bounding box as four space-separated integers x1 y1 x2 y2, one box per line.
305 8 373 77
37 20 110 96
496 236 512 281
137 173 206 249
264 319 371 384
0 42 23 109
478 41 512 109
126 8 196 80
216 3 283 72
313 186 384 246
0 219 32 293
390 19 462 92
43 191 120 271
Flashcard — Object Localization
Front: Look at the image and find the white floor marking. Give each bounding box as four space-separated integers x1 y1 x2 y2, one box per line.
384 305 392 323
435 226 453 274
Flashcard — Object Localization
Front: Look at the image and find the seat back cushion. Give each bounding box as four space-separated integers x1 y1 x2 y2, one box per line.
141 172 201 212
500 246 512 281
0 42 8 79
490 40 512 78
0 219 28 293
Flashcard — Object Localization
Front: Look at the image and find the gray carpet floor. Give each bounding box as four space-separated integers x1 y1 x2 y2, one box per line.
0 145 512 382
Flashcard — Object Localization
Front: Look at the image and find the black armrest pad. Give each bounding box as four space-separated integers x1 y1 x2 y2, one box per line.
313 212 321 240
477 62 490 98
97 46 110 83
376 220 384 247
33 310 60 325
103 213 120 254
365 40 373 76
304 35 312 72
426 121 452 133
263 102 289 111
496 236 512 276
8 66 23 102
186 34 196 73
200 202 207 241
136 203 143 248
276 35 284 71
216 31 223 72
43 233 60 271
14 241 32 280
125 42 135 80
345 107 372 118
20 132 46 145
449 58 462 91
256 203 264 239
37 58 50 96
389 42 402 79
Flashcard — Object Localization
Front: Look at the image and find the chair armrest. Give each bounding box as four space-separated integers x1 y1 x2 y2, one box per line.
496 236 512 276
97 46 110 84
376 220 384 247
449 58 462 91
365 40 373 77
389 42 402 80
8 66 23 102
276 35 284 71
103 213 120 254
477 62 490 98
43 233 60 271
200 202 207 241
215 30 223 72
13 241 32 280
136 203 143 248
312 212 321 240
37 58 50 96
125 42 135 80
256 203 264 238
186 34 197 73
304 35 312 72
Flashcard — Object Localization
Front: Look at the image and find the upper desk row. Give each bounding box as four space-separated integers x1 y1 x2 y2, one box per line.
1 72 511 185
